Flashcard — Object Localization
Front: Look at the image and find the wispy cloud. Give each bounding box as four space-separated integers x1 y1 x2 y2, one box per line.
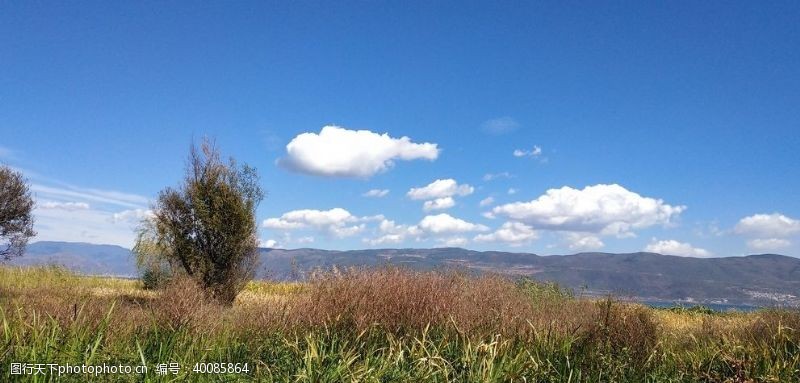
513 145 543 158
362 189 390 198
482 172 514 181
38 201 91 211
26 176 152 248
33 207 144 248
31 184 148 209
481 117 519 135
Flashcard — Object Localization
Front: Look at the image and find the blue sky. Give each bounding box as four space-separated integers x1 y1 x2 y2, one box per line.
1 1 799 256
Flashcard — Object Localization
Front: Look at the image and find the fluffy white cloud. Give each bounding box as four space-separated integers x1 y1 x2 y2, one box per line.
474 222 537 246
644 239 712 257
481 117 519 135
735 213 800 238
417 214 489 234
259 239 280 248
479 197 495 207
513 145 542 158
38 201 90 211
407 179 474 200
491 184 685 237
564 233 605 251
364 215 487 245
747 238 791 251
362 189 390 198
277 126 439 178
423 197 455 212
264 208 354 228
377 219 406 235
364 219 419 246
263 208 367 237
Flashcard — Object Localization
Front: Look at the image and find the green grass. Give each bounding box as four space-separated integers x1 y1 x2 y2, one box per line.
1 265 799 382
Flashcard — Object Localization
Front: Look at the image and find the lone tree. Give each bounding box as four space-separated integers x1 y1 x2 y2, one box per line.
0 166 35 260
136 139 264 304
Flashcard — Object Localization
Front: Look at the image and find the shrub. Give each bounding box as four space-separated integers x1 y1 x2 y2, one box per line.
136 139 264 304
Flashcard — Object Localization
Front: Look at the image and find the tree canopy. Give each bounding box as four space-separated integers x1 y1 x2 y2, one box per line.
0 165 35 260
136 140 264 303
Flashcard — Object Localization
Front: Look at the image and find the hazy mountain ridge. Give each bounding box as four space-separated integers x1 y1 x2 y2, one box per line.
8 241 799 306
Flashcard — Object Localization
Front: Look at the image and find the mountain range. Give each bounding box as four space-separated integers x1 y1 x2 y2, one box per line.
7 241 799 307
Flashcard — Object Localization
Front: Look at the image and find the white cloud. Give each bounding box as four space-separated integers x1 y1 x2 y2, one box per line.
474 222 537 246
361 214 387 222
364 214 487 245
479 197 495 207
28 181 151 248
644 239 712 257
735 213 800 238
491 184 685 237
262 208 367 238
38 201 91 211
507 188 518 195
417 214 489 235
365 234 404 246
33 208 141 248
264 208 354 228
437 237 468 247
513 145 542 158
747 238 791 251
378 219 407 234
364 219 419 246
277 126 439 178
111 208 154 223
407 179 474 200
31 184 149 209
259 239 280 248
564 233 605 251
483 172 514 181
362 189 390 198
481 117 519 135
423 197 455 212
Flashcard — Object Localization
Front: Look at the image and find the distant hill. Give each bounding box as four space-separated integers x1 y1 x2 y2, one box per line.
7 241 799 306
11 241 137 276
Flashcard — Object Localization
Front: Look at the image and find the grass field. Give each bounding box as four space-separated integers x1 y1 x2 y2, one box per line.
1 265 798 382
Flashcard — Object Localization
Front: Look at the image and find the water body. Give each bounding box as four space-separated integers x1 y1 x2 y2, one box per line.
643 301 762 312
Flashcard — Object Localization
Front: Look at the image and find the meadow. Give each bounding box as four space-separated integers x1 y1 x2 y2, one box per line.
1 265 798 382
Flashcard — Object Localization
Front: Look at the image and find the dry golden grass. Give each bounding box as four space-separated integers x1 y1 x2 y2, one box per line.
2 265 799 382
0 265 764 340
